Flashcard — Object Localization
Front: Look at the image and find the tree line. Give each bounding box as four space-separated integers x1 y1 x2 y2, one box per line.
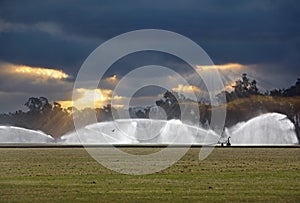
0 74 299 141
151 74 300 141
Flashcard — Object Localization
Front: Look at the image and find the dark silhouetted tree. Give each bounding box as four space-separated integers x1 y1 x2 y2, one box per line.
156 90 182 119
24 97 52 114
96 104 119 121
224 73 260 101
270 78 300 97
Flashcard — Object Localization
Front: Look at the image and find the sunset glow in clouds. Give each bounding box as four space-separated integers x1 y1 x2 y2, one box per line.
0 63 125 110
0 61 251 111
0 0 298 113
59 88 111 109
196 63 247 71
172 84 201 94
105 75 118 84
59 88 125 110
10 64 70 79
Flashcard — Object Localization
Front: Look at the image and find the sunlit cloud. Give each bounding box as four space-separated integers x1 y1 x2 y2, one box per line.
112 104 125 109
196 63 247 71
14 65 69 79
59 88 125 110
1 62 70 80
112 95 124 100
104 74 118 84
0 62 73 97
224 81 237 91
172 84 201 94
98 74 120 90
59 88 111 109
194 63 258 93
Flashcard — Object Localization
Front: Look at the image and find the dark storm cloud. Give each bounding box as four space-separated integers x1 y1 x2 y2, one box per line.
1 0 299 71
3 1 298 44
0 0 300 112
0 28 95 75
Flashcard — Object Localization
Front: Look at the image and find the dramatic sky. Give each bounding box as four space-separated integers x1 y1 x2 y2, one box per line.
0 0 299 112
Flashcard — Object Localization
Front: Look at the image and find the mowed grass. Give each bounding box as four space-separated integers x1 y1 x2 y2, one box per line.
0 147 299 202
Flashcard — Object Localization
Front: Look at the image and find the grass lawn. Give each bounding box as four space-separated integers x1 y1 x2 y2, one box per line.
0 147 299 202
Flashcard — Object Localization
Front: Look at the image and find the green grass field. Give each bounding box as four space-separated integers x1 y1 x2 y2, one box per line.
0 147 299 202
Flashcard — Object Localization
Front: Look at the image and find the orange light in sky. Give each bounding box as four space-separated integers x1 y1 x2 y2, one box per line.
59 88 113 110
107 74 117 82
172 84 201 93
102 74 119 86
74 88 111 109
14 65 69 79
196 63 246 71
224 81 237 91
